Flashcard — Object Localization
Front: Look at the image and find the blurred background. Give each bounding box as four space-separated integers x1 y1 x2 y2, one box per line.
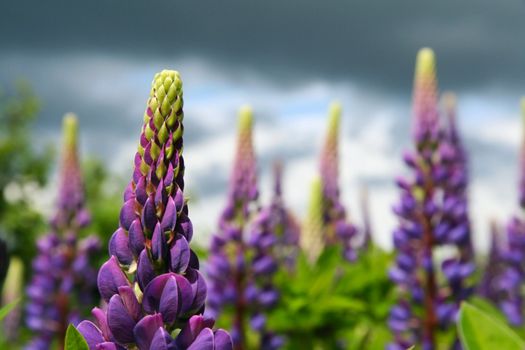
1 0 525 251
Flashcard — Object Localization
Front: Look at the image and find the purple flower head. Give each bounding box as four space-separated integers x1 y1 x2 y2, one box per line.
76 71 232 350
389 49 474 350
497 99 525 326
207 108 282 349
316 102 357 260
25 115 101 350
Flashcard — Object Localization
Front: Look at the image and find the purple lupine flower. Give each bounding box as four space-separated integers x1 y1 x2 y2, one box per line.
265 161 300 268
25 115 101 350
498 98 525 326
389 49 474 350
318 102 357 261
207 107 282 350
478 220 505 304
76 71 233 350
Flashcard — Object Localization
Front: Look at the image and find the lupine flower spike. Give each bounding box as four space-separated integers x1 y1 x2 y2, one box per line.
76 71 233 350
499 97 525 325
2 257 23 341
318 102 357 261
208 107 282 350
264 161 300 268
478 220 505 303
388 49 475 350
25 115 101 350
300 178 325 263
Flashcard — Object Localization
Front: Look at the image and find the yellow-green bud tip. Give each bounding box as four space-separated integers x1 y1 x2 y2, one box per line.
521 97 525 117
238 105 253 131
328 101 342 131
63 113 78 148
415 48 436 81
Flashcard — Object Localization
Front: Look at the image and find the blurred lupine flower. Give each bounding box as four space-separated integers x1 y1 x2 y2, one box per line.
76 70 232 350
318 103 357 261
478 220 505 303
499 98 525 326
2 257 23 341
388 49 474 350
300 178 325 263
265 161 300 268
207 107 282 350
25 115 101 350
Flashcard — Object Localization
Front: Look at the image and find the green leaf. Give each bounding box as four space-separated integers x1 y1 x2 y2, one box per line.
65 324 89 350
0 298 19 321
458 302 525 350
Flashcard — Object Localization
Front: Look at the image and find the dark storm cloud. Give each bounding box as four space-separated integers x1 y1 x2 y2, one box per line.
1 0 524 91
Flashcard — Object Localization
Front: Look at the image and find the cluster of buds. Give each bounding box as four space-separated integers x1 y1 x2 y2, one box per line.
25 115 101 350
310 103 357 261
76 71 232 350
388 49 475 350
498 98 525 325
478 221 505 305
207 107 282 350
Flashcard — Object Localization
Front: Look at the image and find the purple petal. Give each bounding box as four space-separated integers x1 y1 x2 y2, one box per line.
77 321 104 350
151 223 167 262
142 196 158 233
135 177 148 205
120 199 137 230
92 307 111 340
160 197 177 232
118 286 141 321
97 256 130 302
128 219 145 257
187 328 214 350
107 295 136 344
159 276 180 324
169 234 190 273
109 228 133 265
213 329 233 350
137 249 155 290
149 326 173 350
133 314 164 350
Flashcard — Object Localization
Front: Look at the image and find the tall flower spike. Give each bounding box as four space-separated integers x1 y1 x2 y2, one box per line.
208 108 282 350
77 71 232 350
499 97 525 326
478 220 505 303
318 102 357 261
300 178 325 263
388 49 475 350
2 257 23 341
25 115 101 350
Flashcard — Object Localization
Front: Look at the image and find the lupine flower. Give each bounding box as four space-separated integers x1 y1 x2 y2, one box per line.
2 257 23 341
207 107 281 350
478 220 505 303
25 115 101 350
300 178 325 262
76 70 233 350
388 48 474 350
317 102 357 261
265 161 300 268
499 98 525 325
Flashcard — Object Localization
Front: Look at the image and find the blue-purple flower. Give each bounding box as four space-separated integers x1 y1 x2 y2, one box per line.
76 70 232 350
388 49 475 350
25 115 101 350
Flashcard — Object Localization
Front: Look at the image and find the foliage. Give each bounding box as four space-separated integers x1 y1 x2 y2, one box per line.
64 324 89 350
266 246 396 349
0 299 20 322
0 81 53 278
458 302 525 350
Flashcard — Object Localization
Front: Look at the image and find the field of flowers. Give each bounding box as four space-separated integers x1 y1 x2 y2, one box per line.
1 47 525 350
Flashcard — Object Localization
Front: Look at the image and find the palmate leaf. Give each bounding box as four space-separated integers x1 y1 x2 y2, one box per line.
0 298 19 321
64 324 89 350
458 302 525 350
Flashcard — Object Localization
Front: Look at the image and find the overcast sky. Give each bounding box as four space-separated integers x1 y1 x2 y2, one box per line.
1 0 524 250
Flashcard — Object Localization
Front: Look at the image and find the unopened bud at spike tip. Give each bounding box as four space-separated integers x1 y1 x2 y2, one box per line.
238 105 253 132
63 113 78 149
